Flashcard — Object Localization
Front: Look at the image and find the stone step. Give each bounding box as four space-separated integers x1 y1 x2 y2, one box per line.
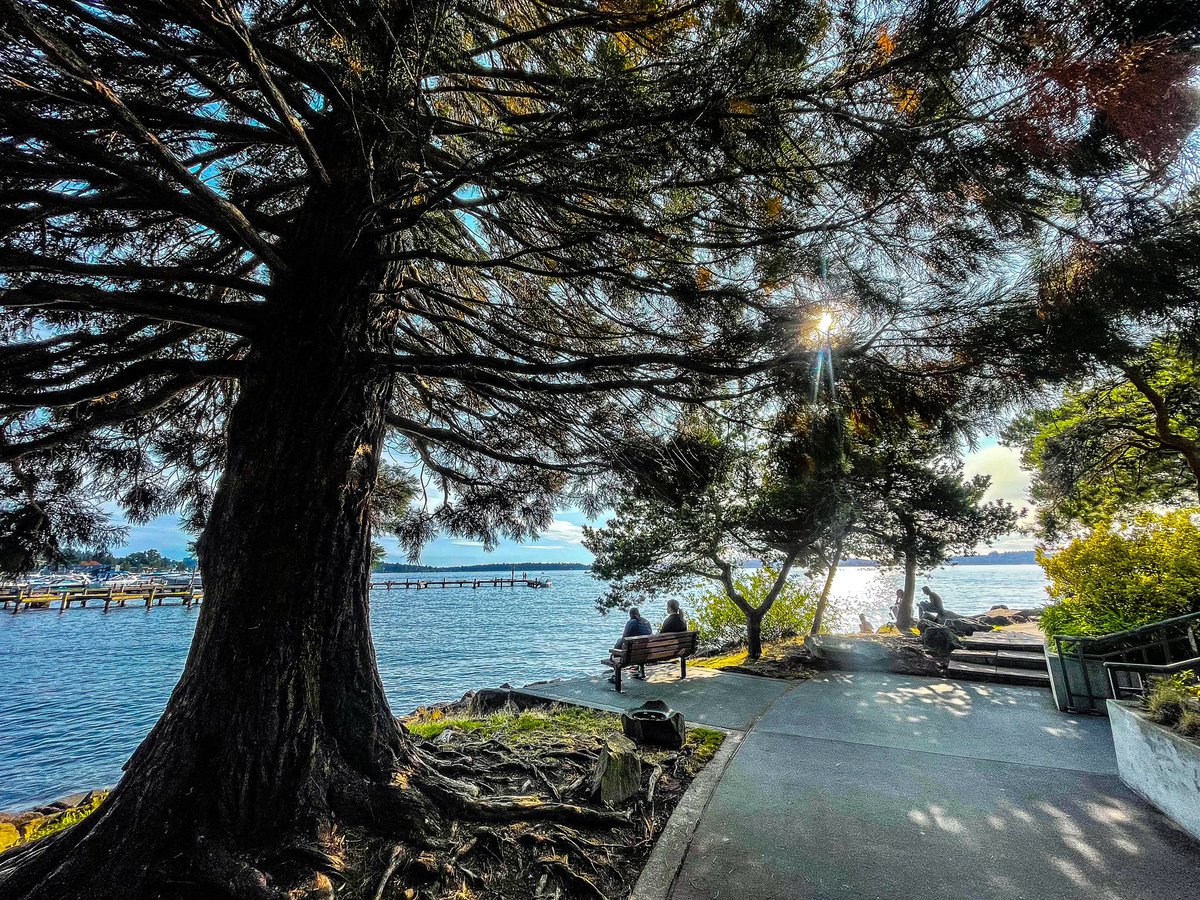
950 648 1049 671
945 658 1052 688
958 634 1046 655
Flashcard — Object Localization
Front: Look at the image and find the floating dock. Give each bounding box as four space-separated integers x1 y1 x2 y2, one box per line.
2 584 203 613
370 577 551 590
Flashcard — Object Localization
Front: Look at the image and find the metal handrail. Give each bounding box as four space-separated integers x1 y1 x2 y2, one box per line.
1057 610 1200 647
1104 656 1200 701
1050 609 1200 713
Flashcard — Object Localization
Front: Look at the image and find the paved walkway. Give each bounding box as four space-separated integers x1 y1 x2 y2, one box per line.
522 665 796 732
673 672 1200 900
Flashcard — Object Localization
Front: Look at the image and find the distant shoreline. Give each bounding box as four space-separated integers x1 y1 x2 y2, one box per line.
373 551 1042 574
841 550 1041 567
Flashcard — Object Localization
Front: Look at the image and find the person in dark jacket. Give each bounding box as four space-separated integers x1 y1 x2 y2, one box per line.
610 607 653 683
660 599 687 633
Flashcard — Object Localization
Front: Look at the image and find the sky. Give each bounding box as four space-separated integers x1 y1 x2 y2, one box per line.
115 435 1037 564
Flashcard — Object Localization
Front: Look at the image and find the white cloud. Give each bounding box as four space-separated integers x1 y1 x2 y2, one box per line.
964 444 1030 504
963 443 1039 551
525 543 565 550
541 519 586 544
451 540 486 547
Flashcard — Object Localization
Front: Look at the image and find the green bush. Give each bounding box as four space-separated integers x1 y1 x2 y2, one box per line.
1039 508 1200 637
689 568 823 646
1144 672 1200 739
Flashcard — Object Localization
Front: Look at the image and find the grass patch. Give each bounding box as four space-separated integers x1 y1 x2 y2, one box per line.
685 727 725 767
691 649 748 669
405 704 622 744
1 791 109 853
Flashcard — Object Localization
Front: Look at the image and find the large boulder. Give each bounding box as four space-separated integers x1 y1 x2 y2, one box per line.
920 624 964 668
590 735 642 807
621 699 686 749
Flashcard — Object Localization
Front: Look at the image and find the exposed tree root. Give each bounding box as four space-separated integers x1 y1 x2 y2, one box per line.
0 707 717 900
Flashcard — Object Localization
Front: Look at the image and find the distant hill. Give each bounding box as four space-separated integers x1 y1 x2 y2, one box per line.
373 561 592 573
841 550 1040 567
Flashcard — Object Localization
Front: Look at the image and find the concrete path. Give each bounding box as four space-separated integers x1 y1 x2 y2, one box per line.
672 672 1200 900
523 664 796 732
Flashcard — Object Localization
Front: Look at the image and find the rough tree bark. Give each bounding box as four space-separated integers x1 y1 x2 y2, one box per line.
898 546 918 632
716 552 799 660
809 539 843 637
0 188 450 899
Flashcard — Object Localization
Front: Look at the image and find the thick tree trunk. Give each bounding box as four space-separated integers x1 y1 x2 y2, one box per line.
746 609 764 660
0 191 425 899
897 549 918 631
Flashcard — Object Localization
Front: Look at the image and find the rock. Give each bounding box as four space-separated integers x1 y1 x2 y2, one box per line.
804 636 896 672
589 735 642 807
0 822 19 853
921 624 964 668
943 616 993 636
621 700 686 749
18 815 47 840
979 615 1014 626
467 688 545 716
468 688 513 715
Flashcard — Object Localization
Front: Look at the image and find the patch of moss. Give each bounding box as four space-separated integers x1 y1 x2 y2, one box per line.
685 727 725 766
5 791 109 851
405 704 621 745
691 649 748 670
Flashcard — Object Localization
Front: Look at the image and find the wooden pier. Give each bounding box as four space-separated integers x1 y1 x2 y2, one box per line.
370 576 551 590
0 575 550 614
1 584 203 614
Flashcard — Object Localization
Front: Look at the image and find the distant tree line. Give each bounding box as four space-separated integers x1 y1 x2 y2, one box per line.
53 547 196 572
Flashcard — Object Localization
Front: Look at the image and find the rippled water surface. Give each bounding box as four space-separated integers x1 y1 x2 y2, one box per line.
0 564 1047 809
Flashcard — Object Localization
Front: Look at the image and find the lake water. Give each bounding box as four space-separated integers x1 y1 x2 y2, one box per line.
0 564 1048 810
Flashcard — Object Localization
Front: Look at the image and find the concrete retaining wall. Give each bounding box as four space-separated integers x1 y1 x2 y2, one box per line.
1108 700 1200 842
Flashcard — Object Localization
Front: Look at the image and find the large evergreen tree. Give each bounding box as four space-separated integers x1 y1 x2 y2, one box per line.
1 1 1196 896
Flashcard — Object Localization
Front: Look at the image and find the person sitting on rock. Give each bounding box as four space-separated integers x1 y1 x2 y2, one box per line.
918 585 945 622
660 598 687 633
858 612 874 633
609 607 653 683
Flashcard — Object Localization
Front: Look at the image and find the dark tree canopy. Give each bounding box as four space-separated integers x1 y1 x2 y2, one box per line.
1 1 1198 897
1004 340 1200 536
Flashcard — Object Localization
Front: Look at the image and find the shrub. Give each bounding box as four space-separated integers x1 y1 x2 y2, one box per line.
689 568 823 646
1144 672 1200 739
1039 508 1200 637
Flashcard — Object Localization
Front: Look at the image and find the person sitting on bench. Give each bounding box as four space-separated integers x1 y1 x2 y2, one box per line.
660 598 687 633
610 607 653 683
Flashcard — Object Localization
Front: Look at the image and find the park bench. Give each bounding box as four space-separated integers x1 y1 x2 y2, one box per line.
605 631 698 693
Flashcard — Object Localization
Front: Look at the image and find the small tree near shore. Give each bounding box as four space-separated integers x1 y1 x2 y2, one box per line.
846 430 1018 629
586 410 850 659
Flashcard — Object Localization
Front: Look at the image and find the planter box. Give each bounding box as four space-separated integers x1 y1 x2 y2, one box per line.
1046 646 1112 714
1108 700 1200 842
